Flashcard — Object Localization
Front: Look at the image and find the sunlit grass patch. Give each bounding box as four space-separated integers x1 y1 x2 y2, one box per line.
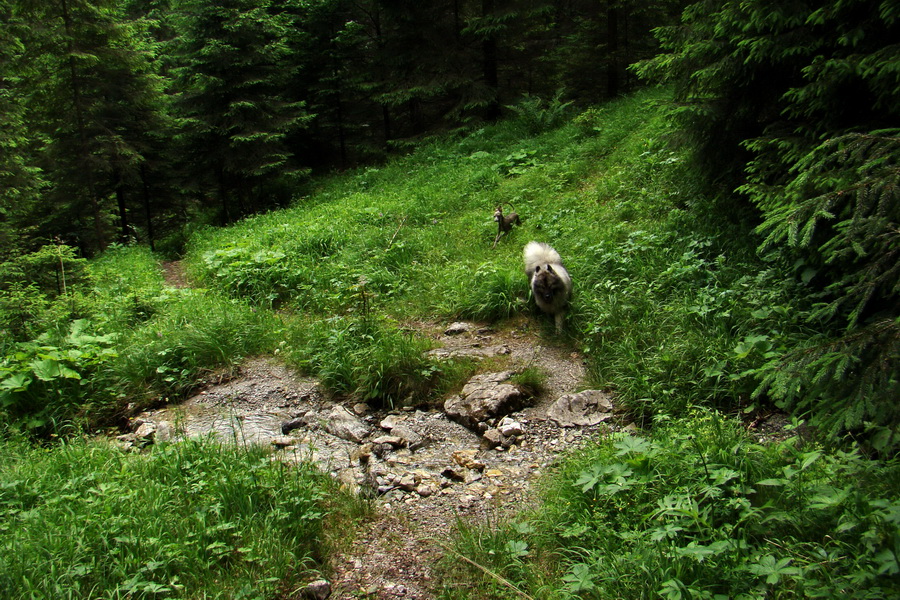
281 314 450 408
113 289 281 400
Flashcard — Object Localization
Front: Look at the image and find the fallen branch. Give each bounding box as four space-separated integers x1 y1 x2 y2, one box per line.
387 215 408 250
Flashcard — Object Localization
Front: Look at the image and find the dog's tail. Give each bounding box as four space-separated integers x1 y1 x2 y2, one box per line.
523 241 562 276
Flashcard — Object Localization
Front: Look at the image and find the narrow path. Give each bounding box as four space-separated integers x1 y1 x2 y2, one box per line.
161 260 190 288
322 319 595 599
149 260 615 598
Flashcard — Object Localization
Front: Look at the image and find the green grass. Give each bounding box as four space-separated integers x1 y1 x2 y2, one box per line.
280 313 446 408
182 88 682 323
437 412 900 599
0 434 360 599
5 85 810 429
178 86 801 420
112 289 282 402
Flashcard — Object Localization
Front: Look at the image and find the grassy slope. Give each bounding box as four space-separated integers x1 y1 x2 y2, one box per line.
184 86 795 419
185 88 683 321
176 89 898 598
5 88 897 599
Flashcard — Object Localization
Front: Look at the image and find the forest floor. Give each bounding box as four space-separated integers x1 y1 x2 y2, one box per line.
149 261 791 599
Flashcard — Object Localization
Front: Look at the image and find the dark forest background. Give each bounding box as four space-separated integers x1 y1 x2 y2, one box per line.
1 0 678 256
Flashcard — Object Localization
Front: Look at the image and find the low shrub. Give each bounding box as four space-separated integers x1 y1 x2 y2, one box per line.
0 319 118 436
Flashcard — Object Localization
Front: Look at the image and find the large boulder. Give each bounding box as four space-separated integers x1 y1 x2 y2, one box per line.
323 405 371 443
443 371 526 430
299 579 331 600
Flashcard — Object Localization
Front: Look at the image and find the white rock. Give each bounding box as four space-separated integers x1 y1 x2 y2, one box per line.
498 416 524 437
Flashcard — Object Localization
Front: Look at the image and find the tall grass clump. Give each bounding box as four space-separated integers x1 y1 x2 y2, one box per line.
113 289 281 401
574 227 812 420
437 260 529 322
86 245 169 331
0 435 342 599
439 413 900 599
282 314 457 408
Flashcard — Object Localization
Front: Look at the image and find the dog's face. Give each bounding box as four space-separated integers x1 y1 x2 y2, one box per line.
532 265 565 303
493 208 503 222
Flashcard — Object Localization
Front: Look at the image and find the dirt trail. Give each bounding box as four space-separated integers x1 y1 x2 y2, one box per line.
322 319 599 599
147 261 617 599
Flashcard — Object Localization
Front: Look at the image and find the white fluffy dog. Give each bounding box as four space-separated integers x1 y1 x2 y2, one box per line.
523 241 572 333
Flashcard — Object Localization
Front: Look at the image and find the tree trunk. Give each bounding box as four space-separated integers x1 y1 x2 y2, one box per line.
336 90 347 168
382 105 392 145
217 163 231 224
114 168 129 243
372 7 392 146
140 163 156 252
59 0 106 251
606 5 620 98
482 0 501 121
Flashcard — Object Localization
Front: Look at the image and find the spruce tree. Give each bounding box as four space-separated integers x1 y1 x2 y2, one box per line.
0 0 46 257
17 0 173 253
170 0 311 221
636 0 900 444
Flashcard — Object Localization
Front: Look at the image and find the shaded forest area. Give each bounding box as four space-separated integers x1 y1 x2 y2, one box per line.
1 0 674 256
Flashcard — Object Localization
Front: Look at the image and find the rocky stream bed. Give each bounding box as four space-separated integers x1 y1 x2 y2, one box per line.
118 317 637 599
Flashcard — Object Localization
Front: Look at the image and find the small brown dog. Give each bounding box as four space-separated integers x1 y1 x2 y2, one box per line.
492 205 521 248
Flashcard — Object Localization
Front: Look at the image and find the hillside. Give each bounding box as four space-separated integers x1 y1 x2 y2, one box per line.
2 89 898 599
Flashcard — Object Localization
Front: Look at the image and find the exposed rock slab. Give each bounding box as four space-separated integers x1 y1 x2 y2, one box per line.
129 323 622 600
547 390 614 427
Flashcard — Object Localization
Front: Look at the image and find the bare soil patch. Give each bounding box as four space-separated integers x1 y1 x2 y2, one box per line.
161 260 191 289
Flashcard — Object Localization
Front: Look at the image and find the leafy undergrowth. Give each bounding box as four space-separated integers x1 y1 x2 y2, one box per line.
438 413 900 599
